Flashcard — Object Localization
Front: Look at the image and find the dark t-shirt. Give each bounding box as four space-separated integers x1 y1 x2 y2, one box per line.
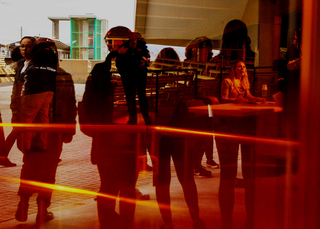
24 66 56 95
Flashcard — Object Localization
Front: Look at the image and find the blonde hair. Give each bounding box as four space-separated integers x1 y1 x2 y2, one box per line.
229 60 250 91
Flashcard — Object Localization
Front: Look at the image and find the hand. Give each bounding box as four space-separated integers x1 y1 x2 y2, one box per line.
256 97 266 103
234 96 248 104
117 46 128 54
138 56 150 67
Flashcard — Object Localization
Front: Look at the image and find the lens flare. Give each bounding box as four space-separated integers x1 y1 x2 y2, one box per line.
0 176 179 211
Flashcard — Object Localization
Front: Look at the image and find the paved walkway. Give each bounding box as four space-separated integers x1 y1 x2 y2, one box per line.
0 82 229 229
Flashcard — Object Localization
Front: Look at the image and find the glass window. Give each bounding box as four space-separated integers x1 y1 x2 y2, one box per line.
88 33 94 47
4 1 320 229
88 48 94 60
80 32 87 47
80 19 87 33
88 18 95 33
72 48 79 59
80 47 87 59
71 32 79 47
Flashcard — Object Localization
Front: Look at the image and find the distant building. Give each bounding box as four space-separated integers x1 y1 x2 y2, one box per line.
48 13 108 60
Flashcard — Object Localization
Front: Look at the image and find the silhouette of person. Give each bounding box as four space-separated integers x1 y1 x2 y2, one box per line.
209 19 255 67
8 46 23 71
82 26 139 229
156 98 207 229
215 60 265 229
0 36 36 167
116 32 152 125
154 47 181 70
211 20 264 229
183 36 219 176
284 28 301 141
15 39 66 225
17 41 57 153
0 47 23 167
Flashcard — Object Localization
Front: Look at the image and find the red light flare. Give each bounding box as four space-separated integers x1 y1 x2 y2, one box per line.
0 176 181 212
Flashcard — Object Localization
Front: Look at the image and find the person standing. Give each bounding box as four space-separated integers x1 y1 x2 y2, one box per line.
0 36 35 167
156 99 207 229
215 61 265 229
82 26 141 229
284 28 301 141
116 32 152 125
15 41 58 225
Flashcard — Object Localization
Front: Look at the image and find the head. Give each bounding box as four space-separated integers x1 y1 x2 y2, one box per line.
104 26 132 52
230 60 250 89
200 37 213 62
19 36 36 61
185 36 212 62
31 42 58 69
221 20 248 49
11 46 23 62
157 48 180 61
36 37 58 53
34 37 58 68
128 32 141 49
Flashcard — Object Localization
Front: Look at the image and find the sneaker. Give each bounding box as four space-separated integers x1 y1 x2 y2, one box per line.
36 211 54 224
206 160 219 168
0 157 17 167
15 200 29 222
193 167 212 177
193 219 206 229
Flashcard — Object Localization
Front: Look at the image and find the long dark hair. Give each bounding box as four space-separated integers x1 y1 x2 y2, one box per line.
221 19 248 50
31 42 58 69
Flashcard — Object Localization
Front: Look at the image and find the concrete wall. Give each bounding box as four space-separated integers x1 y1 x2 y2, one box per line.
59 59 92 83
90 60 104 70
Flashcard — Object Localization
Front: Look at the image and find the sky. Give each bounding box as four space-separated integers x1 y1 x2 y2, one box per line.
0 0 136 44
0 0 189 60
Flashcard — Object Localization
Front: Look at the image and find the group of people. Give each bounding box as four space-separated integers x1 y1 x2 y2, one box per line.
80 22 266 229
0 36 77 225
0 19 287 229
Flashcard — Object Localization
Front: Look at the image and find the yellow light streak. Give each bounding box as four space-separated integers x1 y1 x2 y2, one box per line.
0 123 300 149
153 126 299 148
0 176 180 211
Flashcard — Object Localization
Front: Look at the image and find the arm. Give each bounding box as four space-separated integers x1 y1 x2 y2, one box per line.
55 70 77 142
245 89 266 103
10 82 23 122
220 79 239 103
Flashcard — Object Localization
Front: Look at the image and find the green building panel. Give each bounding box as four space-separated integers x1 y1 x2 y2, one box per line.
70 17 102 60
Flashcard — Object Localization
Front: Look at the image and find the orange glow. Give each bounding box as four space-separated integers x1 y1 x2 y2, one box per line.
0 123 298 148
0 176 178 211
153 126 299 148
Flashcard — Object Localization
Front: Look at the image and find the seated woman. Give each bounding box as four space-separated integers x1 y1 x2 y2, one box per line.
220 60 265 104
215 60 265 229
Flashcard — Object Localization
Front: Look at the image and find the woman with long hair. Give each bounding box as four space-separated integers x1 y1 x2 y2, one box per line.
216 61 264 229
221 61 265 104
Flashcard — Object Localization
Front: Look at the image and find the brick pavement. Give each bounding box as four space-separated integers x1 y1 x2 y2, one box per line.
0 83 157 223
0 82 223 229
